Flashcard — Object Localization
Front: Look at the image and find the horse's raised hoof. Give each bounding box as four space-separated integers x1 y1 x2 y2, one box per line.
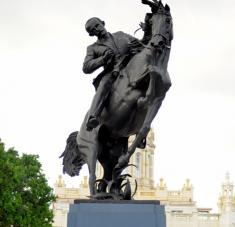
86 116 99 131
137 137 146 149
137 97 148 109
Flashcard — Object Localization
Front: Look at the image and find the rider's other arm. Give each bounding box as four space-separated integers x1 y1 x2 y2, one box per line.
83 46 105 74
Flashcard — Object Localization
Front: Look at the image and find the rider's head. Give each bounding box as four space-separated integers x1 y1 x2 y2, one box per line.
85 17 107 38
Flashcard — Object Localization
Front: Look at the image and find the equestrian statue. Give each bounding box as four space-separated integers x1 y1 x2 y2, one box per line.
60 0 173 200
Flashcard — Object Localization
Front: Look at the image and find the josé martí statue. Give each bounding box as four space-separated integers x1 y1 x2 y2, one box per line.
60 0 173 200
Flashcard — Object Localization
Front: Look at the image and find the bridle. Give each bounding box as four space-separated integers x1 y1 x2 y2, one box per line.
152 33 171 49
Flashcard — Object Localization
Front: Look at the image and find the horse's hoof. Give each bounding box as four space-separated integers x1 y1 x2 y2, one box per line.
137 97 148 109
137 137 146 149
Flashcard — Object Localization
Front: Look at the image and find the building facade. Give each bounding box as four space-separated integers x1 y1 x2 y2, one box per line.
53 129 235 227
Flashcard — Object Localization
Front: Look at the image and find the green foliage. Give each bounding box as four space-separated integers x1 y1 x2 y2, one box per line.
0 140 55 227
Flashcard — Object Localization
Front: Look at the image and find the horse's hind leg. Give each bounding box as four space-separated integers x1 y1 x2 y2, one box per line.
86 149 97 196
98 163 113 192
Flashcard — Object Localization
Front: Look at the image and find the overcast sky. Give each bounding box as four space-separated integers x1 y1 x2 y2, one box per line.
0 0 235 211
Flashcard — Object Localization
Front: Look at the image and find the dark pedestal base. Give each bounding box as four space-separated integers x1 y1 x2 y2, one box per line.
67 200 166 227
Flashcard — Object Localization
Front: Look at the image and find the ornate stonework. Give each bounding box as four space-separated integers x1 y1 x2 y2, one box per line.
53 130 235 227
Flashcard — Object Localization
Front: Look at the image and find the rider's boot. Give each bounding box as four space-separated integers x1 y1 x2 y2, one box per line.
86 75 113 131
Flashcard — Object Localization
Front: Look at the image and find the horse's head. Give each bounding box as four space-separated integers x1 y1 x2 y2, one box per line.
142 0 173 51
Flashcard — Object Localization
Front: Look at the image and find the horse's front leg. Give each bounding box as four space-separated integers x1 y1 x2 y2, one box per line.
137 65 159 108
118 95 165 168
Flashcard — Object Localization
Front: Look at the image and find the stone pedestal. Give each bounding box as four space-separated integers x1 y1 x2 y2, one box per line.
67 200 166 227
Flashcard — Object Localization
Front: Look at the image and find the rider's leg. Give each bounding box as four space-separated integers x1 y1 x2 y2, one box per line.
87 74 113 130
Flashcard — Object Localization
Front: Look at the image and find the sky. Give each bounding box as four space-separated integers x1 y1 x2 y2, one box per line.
0 0 235 211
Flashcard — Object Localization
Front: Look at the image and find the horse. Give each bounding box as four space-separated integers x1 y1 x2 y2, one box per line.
60 0 173 198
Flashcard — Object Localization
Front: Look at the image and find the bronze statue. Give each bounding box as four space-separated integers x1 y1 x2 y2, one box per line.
61 0 173 200
83 17 142 131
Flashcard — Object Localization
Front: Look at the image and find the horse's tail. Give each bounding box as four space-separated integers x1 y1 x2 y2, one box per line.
59 131 85 177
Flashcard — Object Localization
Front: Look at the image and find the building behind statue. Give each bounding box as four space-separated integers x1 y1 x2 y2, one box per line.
53 129 235 227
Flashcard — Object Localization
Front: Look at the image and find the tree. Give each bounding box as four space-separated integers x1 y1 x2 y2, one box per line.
0 140 55 227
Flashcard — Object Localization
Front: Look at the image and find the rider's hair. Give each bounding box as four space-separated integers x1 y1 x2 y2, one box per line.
85 17 105 31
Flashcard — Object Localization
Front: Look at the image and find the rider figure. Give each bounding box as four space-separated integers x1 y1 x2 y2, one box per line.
83 17 142 131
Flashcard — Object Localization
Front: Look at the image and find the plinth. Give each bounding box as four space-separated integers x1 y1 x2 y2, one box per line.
67 200 166 227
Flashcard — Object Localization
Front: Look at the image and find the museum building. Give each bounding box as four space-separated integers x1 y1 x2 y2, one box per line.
52 129 235 227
